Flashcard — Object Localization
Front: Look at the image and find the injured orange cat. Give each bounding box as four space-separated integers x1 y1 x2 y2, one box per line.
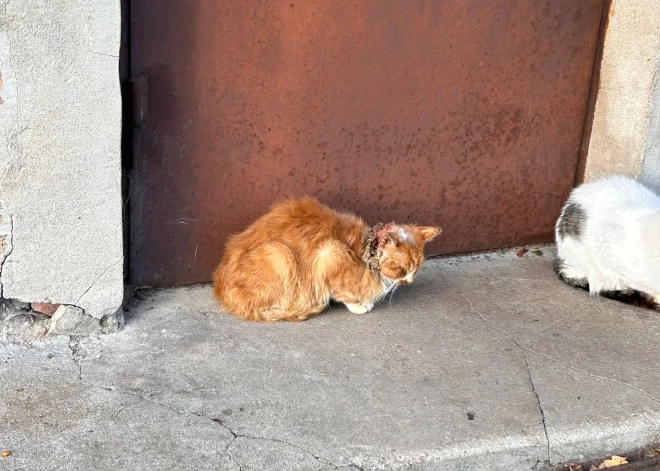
213 197 440 322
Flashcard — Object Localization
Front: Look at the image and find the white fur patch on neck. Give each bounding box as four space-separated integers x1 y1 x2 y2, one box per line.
397 227 413 242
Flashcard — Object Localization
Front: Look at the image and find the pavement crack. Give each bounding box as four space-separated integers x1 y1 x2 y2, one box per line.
0 214 15 298
190 413 242 471
188 410 352 470
67 364 341 471
69 373 243 471
220 426 345 470
177 409 352 470
521 349 551 465
456 291 660 406
221 434 242 471
67 335 84 380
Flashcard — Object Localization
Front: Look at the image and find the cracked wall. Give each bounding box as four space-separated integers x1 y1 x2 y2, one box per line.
582 0 660 190
0 0 123 324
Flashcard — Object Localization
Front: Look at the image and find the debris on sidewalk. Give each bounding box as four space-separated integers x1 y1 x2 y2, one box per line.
561 446 660 471
598 455 628 468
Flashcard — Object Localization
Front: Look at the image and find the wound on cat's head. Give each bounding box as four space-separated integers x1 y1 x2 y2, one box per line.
375 224 441 284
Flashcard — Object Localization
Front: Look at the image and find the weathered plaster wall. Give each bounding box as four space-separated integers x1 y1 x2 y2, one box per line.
639 58 660 189
0 0 123 331
583 0 660 190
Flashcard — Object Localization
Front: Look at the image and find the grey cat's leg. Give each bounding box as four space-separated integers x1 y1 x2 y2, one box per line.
553 256 589 290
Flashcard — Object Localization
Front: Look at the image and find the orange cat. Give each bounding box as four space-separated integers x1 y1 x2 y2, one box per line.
213 197 441 322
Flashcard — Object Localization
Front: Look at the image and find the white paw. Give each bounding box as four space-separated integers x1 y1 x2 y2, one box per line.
651 293 660 304
345 302 374 314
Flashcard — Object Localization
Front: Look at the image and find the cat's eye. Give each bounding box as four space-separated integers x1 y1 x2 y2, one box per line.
384 263 406 279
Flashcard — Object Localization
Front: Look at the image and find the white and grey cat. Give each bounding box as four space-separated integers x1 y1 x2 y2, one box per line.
554 175 660 306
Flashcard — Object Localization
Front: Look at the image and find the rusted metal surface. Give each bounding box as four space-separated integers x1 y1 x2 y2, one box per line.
130 0 604 287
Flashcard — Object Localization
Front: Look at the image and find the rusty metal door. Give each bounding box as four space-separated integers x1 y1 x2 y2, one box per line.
129 0 604 287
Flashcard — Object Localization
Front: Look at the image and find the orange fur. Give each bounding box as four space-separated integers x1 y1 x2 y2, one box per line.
213 197 441 322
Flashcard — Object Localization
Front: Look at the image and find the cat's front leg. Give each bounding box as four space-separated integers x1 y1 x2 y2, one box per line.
344 301 375 314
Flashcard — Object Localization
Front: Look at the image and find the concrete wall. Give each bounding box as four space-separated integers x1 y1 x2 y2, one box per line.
582 0 660 190
0 0 123 334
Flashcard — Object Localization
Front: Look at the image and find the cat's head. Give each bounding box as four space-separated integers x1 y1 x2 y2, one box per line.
376 224 441 284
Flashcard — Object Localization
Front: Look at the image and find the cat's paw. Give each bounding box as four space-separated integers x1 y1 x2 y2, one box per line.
651 293 660 305
345 301 374 314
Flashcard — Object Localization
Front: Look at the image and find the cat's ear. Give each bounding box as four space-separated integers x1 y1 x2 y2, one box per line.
416 226 442 243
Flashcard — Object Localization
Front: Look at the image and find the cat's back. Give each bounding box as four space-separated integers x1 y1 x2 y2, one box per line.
267 196 337 225
570 176 660 216
558 176 660 255
228 196 363 252
262 196 347 237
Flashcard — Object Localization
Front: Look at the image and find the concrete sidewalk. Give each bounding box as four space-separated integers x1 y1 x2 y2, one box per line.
2 247 659 471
